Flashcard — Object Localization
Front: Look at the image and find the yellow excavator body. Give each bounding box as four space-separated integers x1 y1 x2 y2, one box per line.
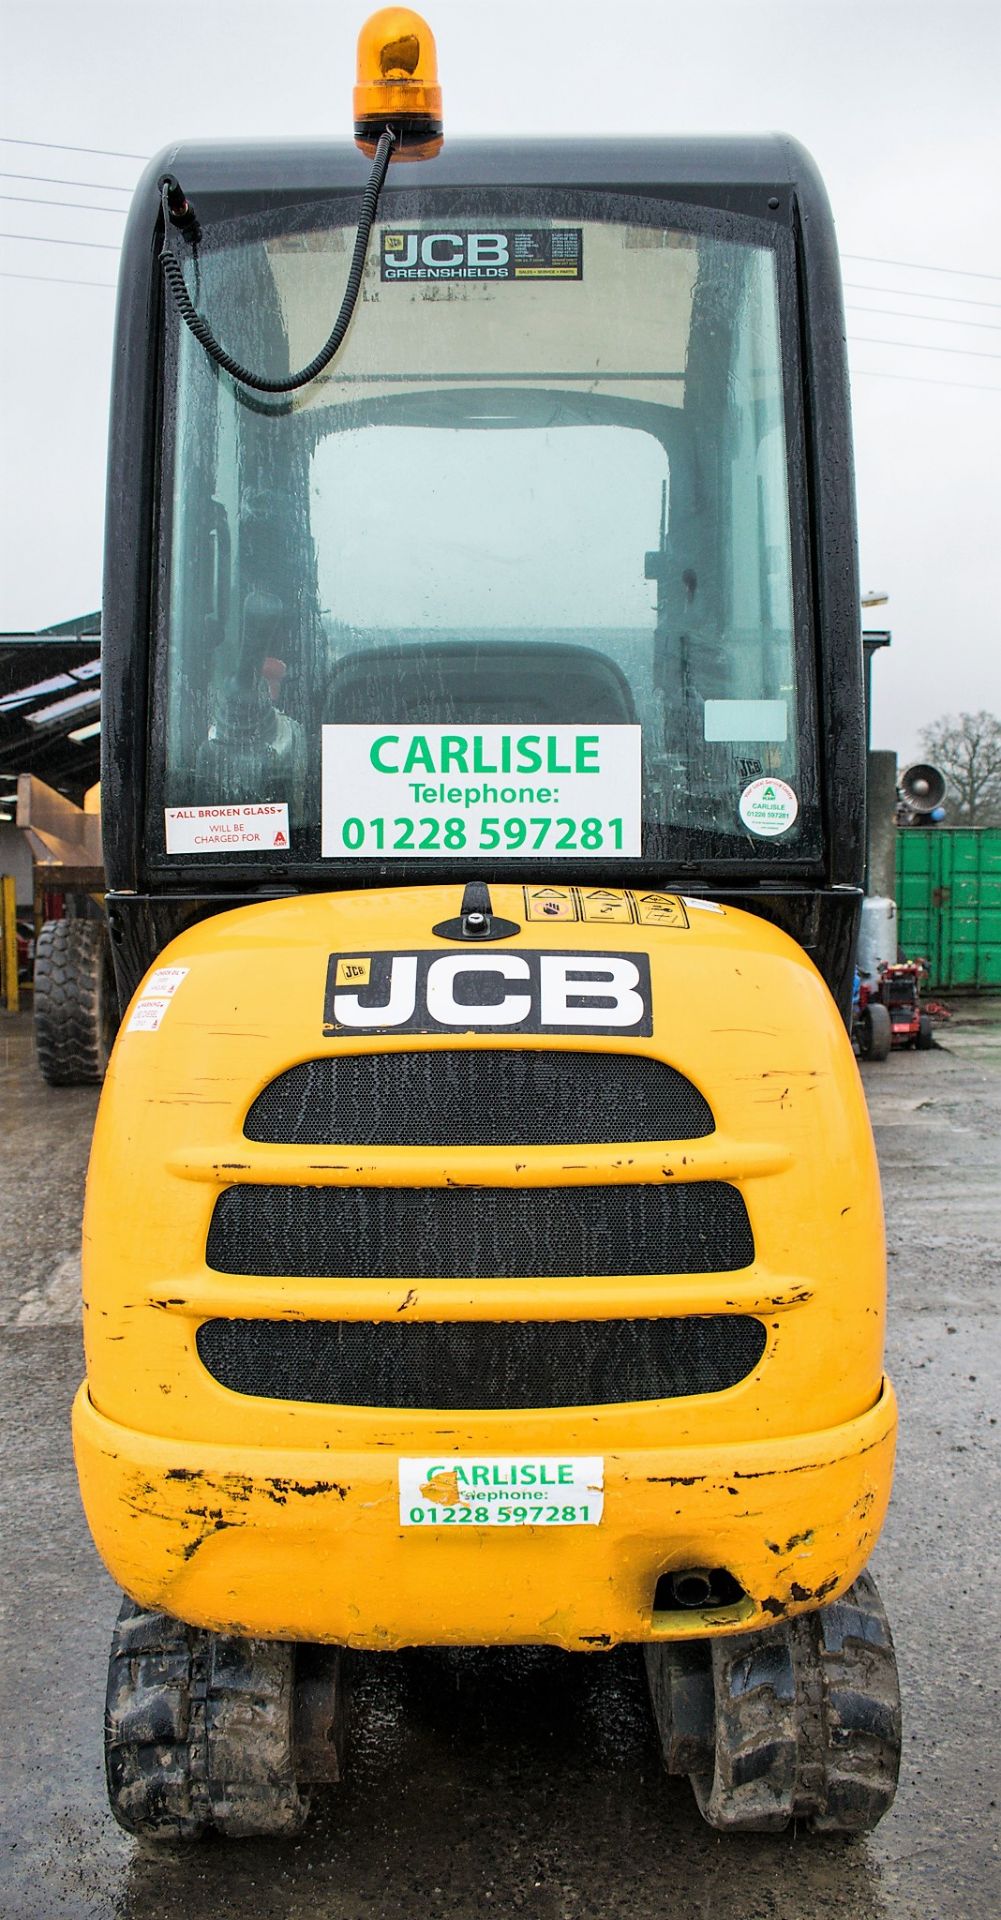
74 883 894 1650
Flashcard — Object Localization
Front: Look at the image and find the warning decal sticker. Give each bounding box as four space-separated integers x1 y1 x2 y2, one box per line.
576 887 633 925
144 966 189 998
523 887 690 928
381 228 583 283
522 885 578 921
399 1456 604 1527
126 999 172 1034
125 965 190 1034
164 803 290 855
632 893 689 928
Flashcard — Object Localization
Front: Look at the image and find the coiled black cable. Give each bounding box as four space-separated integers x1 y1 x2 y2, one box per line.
159 127 396 394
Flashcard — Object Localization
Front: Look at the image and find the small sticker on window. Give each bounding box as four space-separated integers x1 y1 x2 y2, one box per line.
704 700 787 743
164 803 289 854
738 778 799 838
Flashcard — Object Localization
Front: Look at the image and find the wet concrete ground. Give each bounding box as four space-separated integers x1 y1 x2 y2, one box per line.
1 1001 999 1919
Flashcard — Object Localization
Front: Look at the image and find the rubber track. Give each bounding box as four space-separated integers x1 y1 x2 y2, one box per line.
33 919 114 1086
105 1599 309 1840
646 1571 901 1833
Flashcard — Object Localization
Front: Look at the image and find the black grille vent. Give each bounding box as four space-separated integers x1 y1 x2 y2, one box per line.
205 1182 754 1280
195 1315 767 1409
244 1050 714 1147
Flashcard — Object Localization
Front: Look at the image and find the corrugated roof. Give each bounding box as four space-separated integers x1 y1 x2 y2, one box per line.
0 612 101 804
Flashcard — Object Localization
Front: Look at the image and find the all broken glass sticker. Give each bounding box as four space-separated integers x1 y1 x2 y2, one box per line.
380 228 583 281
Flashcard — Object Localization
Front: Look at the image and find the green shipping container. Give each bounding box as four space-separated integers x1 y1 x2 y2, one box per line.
896 828 1001 988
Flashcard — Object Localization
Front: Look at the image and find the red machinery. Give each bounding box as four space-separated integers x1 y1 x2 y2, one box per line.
858 961 934 1055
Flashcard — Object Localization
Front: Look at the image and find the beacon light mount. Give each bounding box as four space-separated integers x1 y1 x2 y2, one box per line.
354 7 443 160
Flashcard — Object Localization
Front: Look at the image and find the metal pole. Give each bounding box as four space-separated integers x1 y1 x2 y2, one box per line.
0 874 20 1013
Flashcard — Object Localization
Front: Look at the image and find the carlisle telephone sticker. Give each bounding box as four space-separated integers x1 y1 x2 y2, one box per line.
399 1457 604 1527
320 723 641 859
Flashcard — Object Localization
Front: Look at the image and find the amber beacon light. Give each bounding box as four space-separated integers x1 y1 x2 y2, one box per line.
354 8 443 158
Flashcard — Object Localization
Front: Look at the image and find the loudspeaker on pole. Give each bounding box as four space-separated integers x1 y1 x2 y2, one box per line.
899 763 946 813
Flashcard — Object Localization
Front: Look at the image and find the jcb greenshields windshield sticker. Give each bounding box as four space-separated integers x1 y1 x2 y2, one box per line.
324 951 652 1036
381 228 583 282
399 1457 604 1527
320 724 641 859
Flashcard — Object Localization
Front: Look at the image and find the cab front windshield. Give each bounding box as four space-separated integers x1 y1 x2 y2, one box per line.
159 193 816 869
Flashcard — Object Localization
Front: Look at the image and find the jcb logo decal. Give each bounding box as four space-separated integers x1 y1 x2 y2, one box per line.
324 951 652 1036
381 231 509 277
379 228 583 284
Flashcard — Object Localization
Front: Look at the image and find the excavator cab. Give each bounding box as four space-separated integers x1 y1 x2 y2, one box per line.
75 9 900 1842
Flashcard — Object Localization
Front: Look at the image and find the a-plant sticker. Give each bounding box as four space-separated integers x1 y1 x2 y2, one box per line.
320 724 641 859
738 777 799 838
164 802 289 854
399 1456 604 1527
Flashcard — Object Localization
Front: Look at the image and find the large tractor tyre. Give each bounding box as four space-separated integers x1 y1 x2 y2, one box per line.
916 1014 934 1050
105 1599 346 1841
858 1002 892 1062
645 1571 901 1834
33 918 116 1086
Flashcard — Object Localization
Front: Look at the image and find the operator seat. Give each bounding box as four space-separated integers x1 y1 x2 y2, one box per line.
324 639 638 726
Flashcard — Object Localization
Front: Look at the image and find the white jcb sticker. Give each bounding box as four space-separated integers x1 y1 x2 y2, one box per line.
325 951 651 1037
125 965 190 1033
164 803 290 854
738 777 799 838
681 896 725 914
399 1456 604 1528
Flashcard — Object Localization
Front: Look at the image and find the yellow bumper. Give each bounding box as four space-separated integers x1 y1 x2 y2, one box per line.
73 1378 896 1650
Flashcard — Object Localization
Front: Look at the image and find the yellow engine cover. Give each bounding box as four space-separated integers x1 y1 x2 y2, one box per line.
73 884 895 1649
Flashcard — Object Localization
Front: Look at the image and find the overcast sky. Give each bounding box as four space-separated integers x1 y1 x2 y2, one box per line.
2 0 999 759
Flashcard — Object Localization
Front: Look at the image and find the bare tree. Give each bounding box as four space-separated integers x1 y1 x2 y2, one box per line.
918 710 1001 827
